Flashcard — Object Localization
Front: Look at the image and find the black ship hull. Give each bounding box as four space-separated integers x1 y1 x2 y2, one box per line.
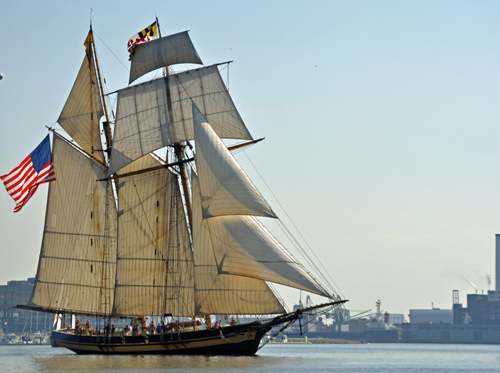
42 300 345 354
52 323 270 355
49 334 62 348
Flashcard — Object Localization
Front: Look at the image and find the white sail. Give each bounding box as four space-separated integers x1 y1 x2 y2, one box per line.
192 174 285 315
193 103 276 219
29 134 116 315
129 31 203 84
206 215 332 298
57 55 105 164
108 64 252 176
112 155 194 317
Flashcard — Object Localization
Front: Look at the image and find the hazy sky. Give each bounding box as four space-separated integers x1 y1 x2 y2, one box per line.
1 0 500 318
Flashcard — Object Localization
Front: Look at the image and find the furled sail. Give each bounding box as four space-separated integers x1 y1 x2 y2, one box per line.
205 215 332 298
192 174 285 315
112 155 194 317
29 134 117 315
57 54 105 164
108 64 252 176
193 103 276 219
129 31 203 84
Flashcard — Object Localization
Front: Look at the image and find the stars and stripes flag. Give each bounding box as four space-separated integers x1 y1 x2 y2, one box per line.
1 135 55 213
127 21 157 60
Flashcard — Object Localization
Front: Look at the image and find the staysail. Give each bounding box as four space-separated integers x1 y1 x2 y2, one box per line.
111 155 194 317
204 215 331 297
57 41 105 164
29 134 117 315
192 173 285 315
193 103 276 219
108 64 252 176
192 105 332 299
129 31 203 84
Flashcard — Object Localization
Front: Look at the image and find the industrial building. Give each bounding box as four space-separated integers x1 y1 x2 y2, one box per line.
409 309 453 324
402 234 500 344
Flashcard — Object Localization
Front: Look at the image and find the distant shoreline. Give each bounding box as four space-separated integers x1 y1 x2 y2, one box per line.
286 338 361 344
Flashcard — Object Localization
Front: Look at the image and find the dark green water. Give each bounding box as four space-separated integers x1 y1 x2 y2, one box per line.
1 343 499 373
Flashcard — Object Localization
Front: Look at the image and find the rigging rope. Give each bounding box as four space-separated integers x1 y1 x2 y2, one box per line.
242 152 345 299
93 31 129 73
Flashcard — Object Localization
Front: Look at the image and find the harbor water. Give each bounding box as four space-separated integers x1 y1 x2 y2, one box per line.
1 343 499 373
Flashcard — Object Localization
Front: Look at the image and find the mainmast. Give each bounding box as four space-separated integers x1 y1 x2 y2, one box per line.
156 18 193 231
174 143 193 230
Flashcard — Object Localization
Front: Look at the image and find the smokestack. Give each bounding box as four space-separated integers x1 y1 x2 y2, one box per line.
496 235 500 291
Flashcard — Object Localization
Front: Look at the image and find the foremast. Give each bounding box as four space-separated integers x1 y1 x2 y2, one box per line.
24 26 118 319
88 26 113 157
88 26 115 317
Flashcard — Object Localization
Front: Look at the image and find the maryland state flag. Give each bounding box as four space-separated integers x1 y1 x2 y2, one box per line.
127 21 157 60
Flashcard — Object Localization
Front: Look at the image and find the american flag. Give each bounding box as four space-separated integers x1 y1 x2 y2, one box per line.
1 135 56 212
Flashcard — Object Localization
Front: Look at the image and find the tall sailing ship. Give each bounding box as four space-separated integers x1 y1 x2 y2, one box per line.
16 22 346 355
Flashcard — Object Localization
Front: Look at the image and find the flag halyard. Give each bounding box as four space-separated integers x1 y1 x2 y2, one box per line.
1 135 55 212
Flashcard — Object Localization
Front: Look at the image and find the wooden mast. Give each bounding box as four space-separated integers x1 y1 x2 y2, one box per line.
89 26 113 154
158 18 197 327
173 143 193 230
156 17 194 231
89 25 114 317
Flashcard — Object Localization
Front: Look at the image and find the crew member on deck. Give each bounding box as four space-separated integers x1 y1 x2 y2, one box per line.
85 320 91 330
